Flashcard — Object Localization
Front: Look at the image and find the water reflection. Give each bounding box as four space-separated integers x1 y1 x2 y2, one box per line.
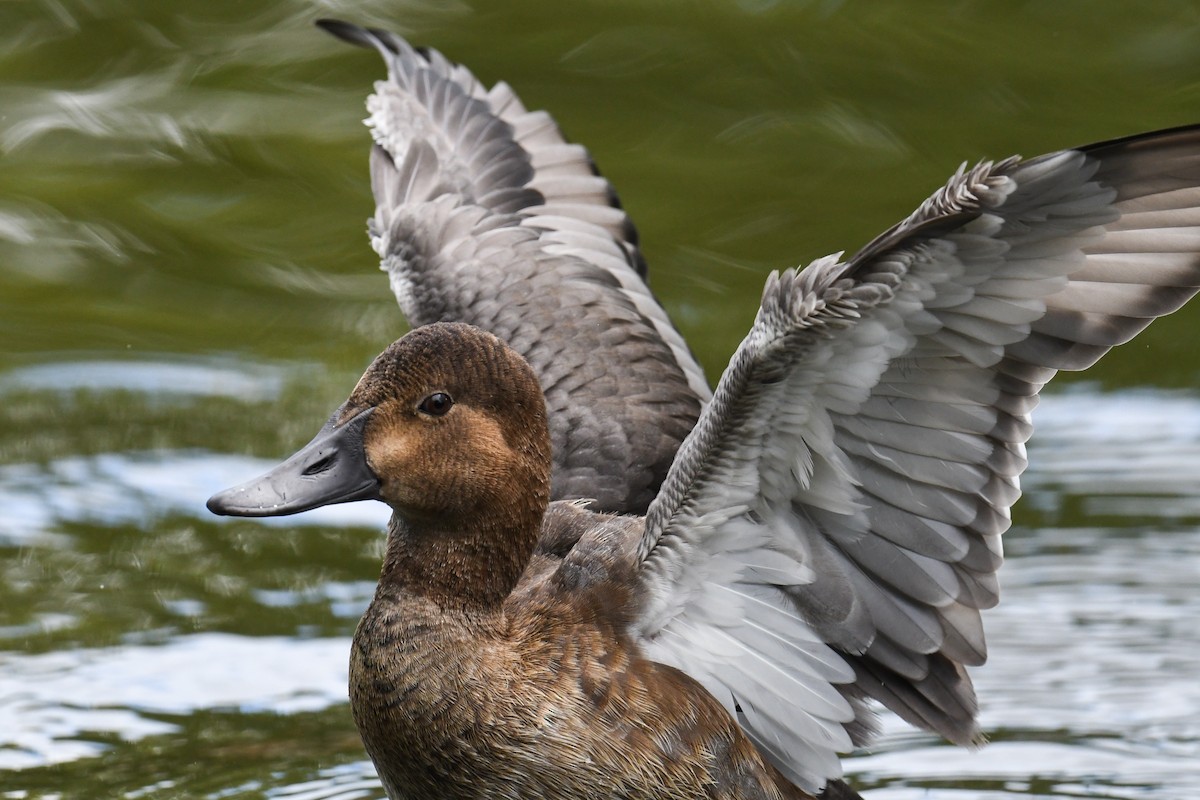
0 358 285 398
0 451 388 545
1024 389 1200 521
0 634 351 769
268 761 383 800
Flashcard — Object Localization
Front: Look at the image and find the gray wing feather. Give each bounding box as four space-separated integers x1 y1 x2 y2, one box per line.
320 20 709 513
635 125 1200 790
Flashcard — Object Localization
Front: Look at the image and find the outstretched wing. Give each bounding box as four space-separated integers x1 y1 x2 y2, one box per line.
634 125 1200 791
318 20 709 513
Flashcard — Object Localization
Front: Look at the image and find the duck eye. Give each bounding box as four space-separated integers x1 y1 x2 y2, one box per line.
417 392 454 417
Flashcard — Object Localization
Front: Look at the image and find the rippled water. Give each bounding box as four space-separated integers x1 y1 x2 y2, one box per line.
2 2 1199 798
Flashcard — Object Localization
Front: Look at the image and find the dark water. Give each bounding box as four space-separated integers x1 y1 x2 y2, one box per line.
2 1 1199 798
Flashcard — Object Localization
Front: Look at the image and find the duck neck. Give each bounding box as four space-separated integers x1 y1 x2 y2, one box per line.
378 503 542 610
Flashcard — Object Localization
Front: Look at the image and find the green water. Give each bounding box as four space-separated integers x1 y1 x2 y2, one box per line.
2 2 1199 798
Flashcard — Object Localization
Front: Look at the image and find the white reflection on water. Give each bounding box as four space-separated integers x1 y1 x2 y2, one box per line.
266 761 382 800
0 451 390 545
1023 387 1200 518
859 741 1200 799
0 633 349 769
0 358 286 400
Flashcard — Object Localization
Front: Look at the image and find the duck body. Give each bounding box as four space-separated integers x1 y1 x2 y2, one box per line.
208 18 1200 800
352 501 808 800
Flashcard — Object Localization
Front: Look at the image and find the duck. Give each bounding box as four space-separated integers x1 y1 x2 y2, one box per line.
207 18 1200 800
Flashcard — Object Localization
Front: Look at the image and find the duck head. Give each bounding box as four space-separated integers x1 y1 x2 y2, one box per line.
207 322 552 536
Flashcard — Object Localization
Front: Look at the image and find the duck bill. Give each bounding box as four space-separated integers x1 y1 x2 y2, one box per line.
207 406 380 517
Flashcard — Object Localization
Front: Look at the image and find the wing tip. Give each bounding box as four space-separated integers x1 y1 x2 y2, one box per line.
315 18 368 47
316 18 407 59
